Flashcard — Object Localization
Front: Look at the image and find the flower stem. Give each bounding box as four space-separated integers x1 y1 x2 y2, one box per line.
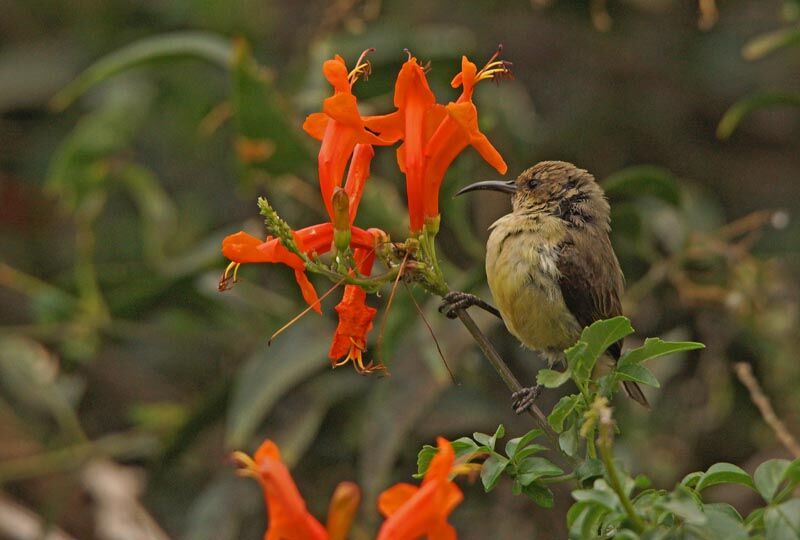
598 416 646 533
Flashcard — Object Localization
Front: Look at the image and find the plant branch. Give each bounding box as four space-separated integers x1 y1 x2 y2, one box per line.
597 408 646 533
451 308 565 455
734 362 800 458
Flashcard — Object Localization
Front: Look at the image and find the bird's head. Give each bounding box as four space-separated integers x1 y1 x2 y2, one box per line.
456 160 610 228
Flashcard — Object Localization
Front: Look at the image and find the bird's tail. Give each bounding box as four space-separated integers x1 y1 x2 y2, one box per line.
622 380 650 408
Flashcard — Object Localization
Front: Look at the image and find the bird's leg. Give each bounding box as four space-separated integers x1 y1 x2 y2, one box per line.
512 385 543 415
439 291 502 319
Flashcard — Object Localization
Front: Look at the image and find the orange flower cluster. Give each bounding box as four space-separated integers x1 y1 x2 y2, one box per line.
221 50 508 371
233 437 462 540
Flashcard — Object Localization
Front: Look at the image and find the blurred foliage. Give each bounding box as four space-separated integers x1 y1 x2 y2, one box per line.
1 0 799 539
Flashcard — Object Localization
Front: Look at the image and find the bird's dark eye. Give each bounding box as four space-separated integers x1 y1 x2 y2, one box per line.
527 179 540 189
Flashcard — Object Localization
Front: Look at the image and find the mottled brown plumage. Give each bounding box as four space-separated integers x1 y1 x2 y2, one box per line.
452 161 648 408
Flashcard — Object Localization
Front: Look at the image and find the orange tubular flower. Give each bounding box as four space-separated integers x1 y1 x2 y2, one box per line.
234 440 362 540
366 52 509 231
233 440 328 540
329 240 380 372
376 438 463 540
220 223 377 314
303 53 398 220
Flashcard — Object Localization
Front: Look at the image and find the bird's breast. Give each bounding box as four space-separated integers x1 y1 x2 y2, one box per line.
485 215 581 352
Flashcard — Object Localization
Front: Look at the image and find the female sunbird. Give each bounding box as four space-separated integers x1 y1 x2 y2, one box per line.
441 161 649 412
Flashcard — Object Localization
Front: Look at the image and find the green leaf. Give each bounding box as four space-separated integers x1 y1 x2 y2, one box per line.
717 93 800 140
658 486 706 525
516 457 564 485
571 317 634 381
742 26 800 61
473 424 505 451
225 320 330 448
688 504 748 540
52 31 233 110
575 459 605 486
567 500 609 539
681 471 703 488
548 395 580 432
522 483 554 508
572 488 620 510
616 364 660 388
416 437 486 478
695 463 755 492
559 422 579 457
481 453 509 492
603 165 682 206
764 500 800 540
537 368 573 388
618 338 704 368
755 459 792 503
744 507 765 530
505 428 544 459
231 40 309 178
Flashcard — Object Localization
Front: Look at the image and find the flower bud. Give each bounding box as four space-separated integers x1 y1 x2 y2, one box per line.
332 187 351 252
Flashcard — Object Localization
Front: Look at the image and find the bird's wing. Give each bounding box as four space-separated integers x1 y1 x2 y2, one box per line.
556 230 625 359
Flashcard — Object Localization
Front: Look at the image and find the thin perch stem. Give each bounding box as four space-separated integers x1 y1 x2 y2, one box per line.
734 362 800 458
452 308 564 454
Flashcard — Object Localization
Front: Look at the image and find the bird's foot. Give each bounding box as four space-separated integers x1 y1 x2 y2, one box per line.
439 291 501 319
512 385 543 415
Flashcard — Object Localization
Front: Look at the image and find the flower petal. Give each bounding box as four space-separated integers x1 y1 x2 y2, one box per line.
294 269 322 314
303 112 329 141
378 483 419 517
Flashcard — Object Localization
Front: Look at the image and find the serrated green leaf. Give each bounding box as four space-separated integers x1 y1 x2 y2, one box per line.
765 500 800 540
52 31 233 111
755 459 792 503
548 395 580 432
616 364 660 388
695 463 755 492
504 428 544 459
537 368 573 388
618 338 704 368
481 453 509 492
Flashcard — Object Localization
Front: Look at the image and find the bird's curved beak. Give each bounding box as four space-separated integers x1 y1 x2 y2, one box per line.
456 179 517 196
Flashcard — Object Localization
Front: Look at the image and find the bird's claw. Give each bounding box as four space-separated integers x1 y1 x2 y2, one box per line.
438 291 483 319
512 385 543 414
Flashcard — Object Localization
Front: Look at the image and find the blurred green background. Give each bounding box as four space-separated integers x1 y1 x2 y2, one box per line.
1 0 799 538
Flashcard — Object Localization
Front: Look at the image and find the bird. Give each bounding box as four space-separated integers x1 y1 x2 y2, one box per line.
440 160 649 413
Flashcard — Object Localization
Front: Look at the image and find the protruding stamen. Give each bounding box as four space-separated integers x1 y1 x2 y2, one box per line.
219 262 241 291
232 451 258 478
348 48 376 85
476 44 513 83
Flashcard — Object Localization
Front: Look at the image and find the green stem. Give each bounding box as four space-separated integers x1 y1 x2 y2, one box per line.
586 429 597 460
598 420 646 533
